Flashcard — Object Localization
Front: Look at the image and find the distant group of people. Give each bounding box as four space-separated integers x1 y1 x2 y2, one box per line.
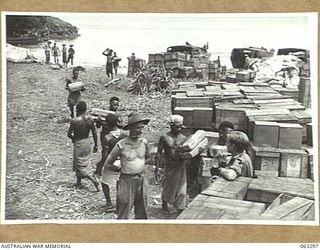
65 68 254 220
43 41 75 66
102 48 122 79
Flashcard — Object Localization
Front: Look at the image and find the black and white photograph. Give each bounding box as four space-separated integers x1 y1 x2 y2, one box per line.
1 12 318 224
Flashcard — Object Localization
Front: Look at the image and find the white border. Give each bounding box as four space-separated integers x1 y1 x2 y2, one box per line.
1 11 319 226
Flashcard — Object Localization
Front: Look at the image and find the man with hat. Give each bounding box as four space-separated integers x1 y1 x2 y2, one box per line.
104 112 150 219
156 114 188 215
67 45 75 66
62 44 67 67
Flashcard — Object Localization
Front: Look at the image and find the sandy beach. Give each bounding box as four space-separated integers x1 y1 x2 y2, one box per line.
5 61 178 220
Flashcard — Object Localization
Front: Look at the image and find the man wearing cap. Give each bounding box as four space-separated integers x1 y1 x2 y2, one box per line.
67 45 75 66
51 42 61 64
62 44 67 67
98 113 127 212
156 115 188 215
104 112 150 219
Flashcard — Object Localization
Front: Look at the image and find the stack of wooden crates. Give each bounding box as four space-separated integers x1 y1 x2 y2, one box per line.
171 77 314 182
127 58 146 77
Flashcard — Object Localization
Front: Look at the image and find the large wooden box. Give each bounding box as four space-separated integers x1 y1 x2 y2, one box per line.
253 121 279 147
179 138 208 159
68 81 85 92
278 123 303 149
248 144 280 177
179 130 206 152
173 107 193 128
90 108 115 120
236 70 252 82
279 148 309 178
192 108 213 129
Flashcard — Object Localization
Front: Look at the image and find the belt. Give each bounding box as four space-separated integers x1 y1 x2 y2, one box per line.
120 172 143 178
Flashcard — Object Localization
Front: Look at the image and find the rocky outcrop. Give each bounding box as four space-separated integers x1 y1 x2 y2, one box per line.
6 15 79 44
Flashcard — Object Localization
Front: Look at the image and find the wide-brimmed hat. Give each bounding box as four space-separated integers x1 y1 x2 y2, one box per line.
123 112 149 130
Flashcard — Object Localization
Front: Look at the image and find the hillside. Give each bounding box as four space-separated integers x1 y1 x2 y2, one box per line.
6 15 79 43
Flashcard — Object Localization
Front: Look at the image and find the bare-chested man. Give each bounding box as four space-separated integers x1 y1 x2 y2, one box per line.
66 68 83 118
104 112 150 219
156 115 187 215
67 100 99 191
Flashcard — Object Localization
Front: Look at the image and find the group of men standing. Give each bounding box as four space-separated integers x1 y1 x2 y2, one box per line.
43 41 75 66
65 69 254 220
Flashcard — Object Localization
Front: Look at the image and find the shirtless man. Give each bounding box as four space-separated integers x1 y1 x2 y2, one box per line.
51 43 61 64
66 68 83 118
67 100 99 190
94 96 124 177
156 115 187 215
104 112 150 219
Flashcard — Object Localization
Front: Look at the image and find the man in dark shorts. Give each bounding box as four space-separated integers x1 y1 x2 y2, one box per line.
62 44 67 67
103 48 113 79
65 68 83 118
67 45 75 66
67 100 99 190
51 42 60 64
104 112 150 219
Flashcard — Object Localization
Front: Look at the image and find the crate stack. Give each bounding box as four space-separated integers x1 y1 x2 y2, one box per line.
148 53 165 69
127 58 146 77
164 51 186 69
170 78 314 182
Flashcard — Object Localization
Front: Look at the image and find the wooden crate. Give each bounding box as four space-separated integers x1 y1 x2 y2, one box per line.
90 108 115 120
192 108 213 129
279 148 309 178
253 121 279 147
215 105 258 131
261 196 315 221
306 123 313 146
226 75 237 83
165 60 185 69
207 145 228 158
205 85 223 92
173 107 193 128
179 138 208 159
179 130 206 152
236 70 252 82
173 96 214 109
298 77 311 108
248 144 280 177
246 176 314 205
68 81 85 92
278 123 303 149
186 91 204 97
179 195 265 220
201 177 252 200
205 131 219 146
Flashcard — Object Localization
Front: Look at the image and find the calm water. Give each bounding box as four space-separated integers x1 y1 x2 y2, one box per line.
23 14 312 70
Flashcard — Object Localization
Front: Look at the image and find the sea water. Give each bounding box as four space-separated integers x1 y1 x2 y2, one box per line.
23 14 312 70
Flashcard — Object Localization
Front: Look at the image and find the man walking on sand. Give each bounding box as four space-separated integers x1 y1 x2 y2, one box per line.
156 115 188 215
65 68 83 118
51 42 61 64
104 112 150 219
43 41 52 64
67 100 99 191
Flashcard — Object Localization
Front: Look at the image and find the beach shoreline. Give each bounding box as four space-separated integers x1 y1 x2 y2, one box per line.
4 61 175 221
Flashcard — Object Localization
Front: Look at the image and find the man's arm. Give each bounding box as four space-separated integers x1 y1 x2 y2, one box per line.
90 119 98 153
104 143 121 172
67 121 74 142
219 168 238 181
155 136 165 167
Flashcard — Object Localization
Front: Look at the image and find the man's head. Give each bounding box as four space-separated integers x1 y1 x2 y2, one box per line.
62 44 66 47
226 131 249 155
109 96 120 111
169 114 184 134
54 43 57 46
124 112 150 139
219 120 234 144
76 100 87 116
72 68 79 78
